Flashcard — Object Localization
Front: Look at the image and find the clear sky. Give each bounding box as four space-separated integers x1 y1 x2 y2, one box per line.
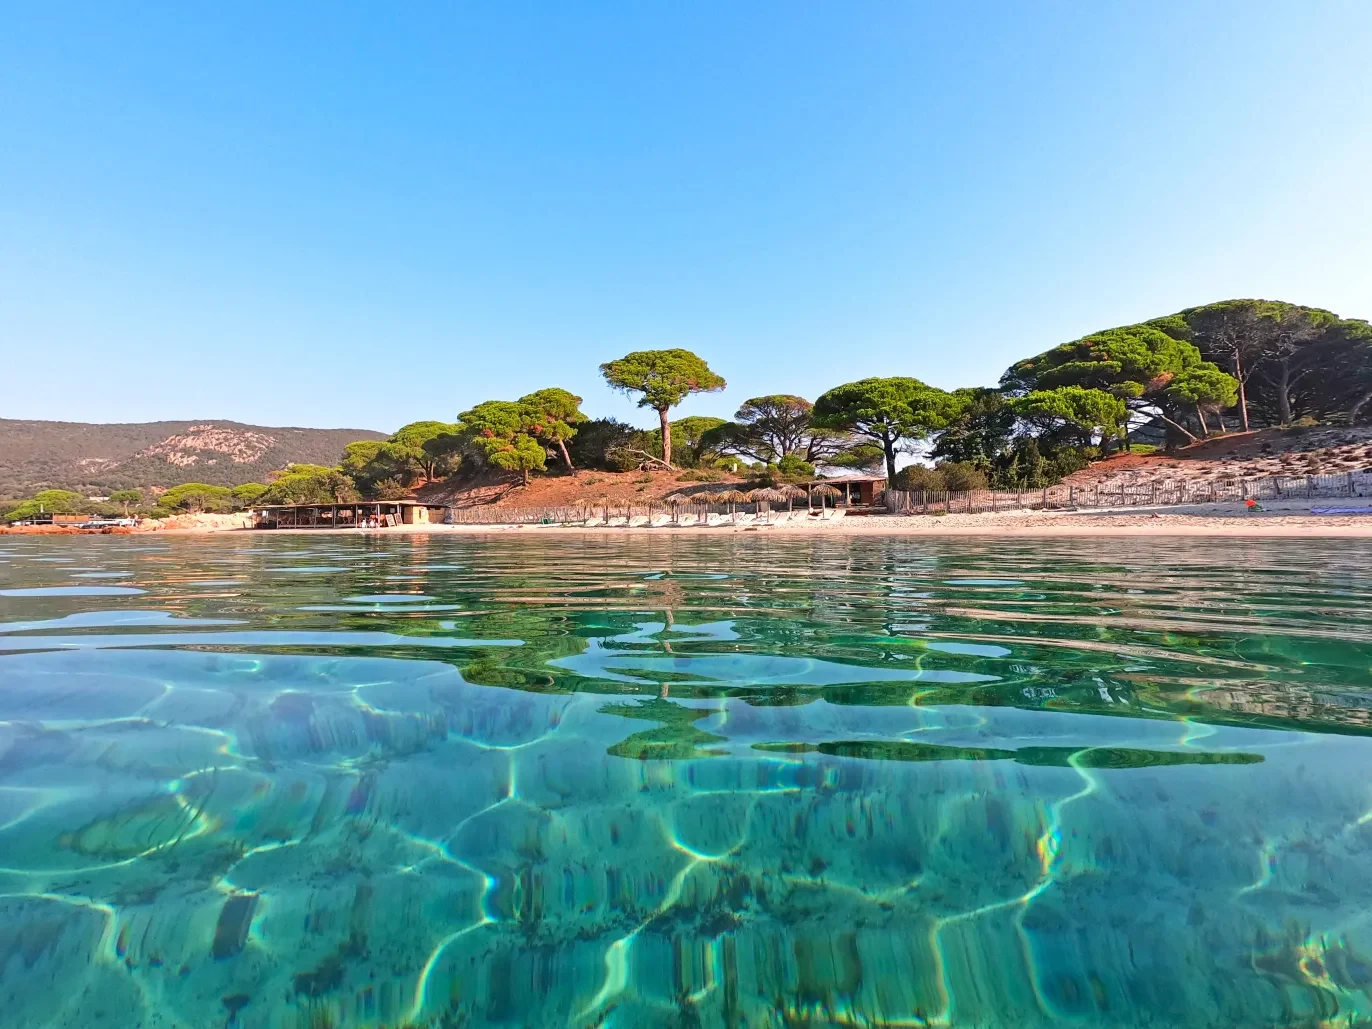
3 3 1370 433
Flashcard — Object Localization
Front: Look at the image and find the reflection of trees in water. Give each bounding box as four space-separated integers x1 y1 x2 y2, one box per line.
78 535 1372 741
599 696 727 760
753 739 1263 767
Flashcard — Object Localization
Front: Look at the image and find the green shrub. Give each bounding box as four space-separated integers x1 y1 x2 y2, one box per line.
775 454 815 480
369 477 410 501
1048 448 1090 478
676 469 723 482
935 461 988 491
892 465 945 492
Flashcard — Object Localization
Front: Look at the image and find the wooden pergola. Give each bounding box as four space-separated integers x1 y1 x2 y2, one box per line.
251 501 432 529
798 476 888 506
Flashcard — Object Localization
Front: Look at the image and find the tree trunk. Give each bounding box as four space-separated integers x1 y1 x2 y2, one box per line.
1156 412 1200 443
882 435 898 481
1233 351 1250 431
1277 361 1293 424
558 440 574 470
658 408 674 470
522 467 530 486
1351 389 1372 425
1196 405 1210 437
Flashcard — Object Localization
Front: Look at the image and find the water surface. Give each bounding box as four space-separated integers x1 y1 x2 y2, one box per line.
2 534 1371 1028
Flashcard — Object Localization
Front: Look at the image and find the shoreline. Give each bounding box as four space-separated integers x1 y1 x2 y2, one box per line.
9 499 1372 539
50 511 1372 539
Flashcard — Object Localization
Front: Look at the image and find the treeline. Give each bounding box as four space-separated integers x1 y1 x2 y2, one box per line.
333 302 1369 498
5 297 1369 520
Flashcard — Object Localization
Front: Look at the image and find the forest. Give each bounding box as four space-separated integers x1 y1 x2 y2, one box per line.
4 297 1369 521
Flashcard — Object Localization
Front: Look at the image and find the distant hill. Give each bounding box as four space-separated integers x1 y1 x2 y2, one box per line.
0 419 387 497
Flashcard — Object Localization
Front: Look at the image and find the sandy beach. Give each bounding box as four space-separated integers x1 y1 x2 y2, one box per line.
16 496 1351 538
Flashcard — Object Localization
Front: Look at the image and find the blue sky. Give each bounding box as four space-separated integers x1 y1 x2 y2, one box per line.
2 2 1370 433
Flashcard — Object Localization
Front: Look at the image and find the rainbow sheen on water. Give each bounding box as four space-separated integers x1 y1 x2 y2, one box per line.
2 534 1371 1028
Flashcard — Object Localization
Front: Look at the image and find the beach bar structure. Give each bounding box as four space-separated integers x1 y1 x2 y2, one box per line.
250 501 439 529
803 476 888 506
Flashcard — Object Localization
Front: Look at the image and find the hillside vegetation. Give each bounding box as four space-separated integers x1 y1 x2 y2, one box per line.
5 295 1371 518
0 419 385 497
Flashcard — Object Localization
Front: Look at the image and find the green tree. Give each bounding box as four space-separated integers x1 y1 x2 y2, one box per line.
600 349 726 469
487 434 547 484
1013 387 1128 448
421 430 465 479
1156 300 1367 427
774 453 815 480
109 489 143 516
260 465 360 505
342 439 422 491
518 389 587 470
1003 323 1236 443
1343 324 1372 425
932 387 1017 466
458 400 547 485
156 482 234 514
812 377 962 480
1164 367 1240 436
723 395 812 462
709 395 850 466
229 483 267 507
3 489 85 522
370 477 411 500
566 417 638 470
645 415 730 467
390 421 463 480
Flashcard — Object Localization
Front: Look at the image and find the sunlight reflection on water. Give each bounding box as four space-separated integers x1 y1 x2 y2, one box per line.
1 533 1371 1028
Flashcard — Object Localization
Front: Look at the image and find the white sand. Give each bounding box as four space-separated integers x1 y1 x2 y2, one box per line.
134 499 1372 538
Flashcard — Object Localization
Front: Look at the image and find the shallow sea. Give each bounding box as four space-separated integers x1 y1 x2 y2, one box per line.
1 533 1371 1028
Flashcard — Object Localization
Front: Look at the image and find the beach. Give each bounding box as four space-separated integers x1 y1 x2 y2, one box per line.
18 496 1358 537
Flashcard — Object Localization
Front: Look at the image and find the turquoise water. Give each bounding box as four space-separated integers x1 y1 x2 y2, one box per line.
2 535 1371 1029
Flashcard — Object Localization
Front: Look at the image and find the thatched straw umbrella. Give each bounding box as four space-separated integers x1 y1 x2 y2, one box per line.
777 484 807 513
810 483 842 511
663 492 690 524
747 487 786 523
583 494 611 523
716 488 749 522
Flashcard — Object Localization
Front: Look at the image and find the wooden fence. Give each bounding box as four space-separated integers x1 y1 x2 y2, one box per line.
885 471 1372 516
442 501 790 525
